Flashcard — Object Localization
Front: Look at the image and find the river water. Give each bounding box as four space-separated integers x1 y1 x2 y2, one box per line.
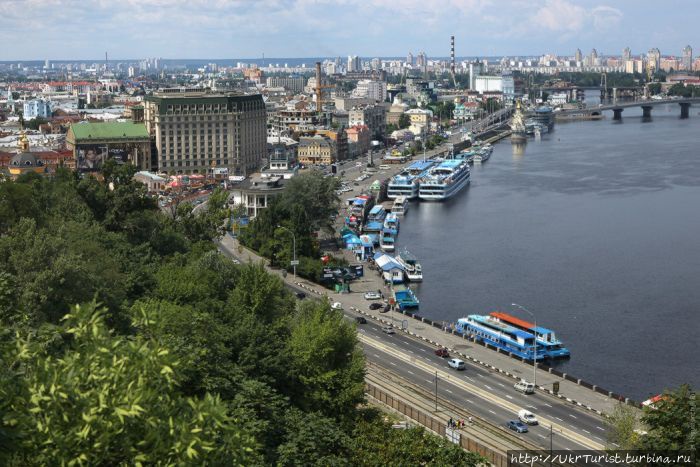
396 103 700 401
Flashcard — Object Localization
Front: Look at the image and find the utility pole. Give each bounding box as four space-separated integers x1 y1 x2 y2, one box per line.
434 370 438 410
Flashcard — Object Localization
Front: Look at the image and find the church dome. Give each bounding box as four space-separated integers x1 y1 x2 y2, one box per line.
10 152 43 167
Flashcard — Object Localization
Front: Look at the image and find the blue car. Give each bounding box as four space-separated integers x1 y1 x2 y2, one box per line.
507 420 529 433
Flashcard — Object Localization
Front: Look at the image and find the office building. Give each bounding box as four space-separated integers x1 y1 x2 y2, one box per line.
23 99 52 120
349 104 386 139
144 88 266 175
682 45 693 71
265 76 306 93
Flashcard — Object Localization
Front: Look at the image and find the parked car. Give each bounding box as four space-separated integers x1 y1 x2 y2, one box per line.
447 358 465 370
295 292 306 300
380 305 390 313
369 303 383 310
435 348 450 358
364 291 382 300
331 302 343 310
518 409 538 425
507 420 529 433
355 316 367 324
382 326 395 334
514 380 535 394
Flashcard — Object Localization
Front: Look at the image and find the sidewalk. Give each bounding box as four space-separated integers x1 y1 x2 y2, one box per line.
218 230 634 418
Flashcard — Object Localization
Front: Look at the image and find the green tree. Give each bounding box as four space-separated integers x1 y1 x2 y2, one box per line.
398 113 410 129
605 402 642 450
0 303 256 466
276 409 350 466
286 301 365 421
639 384 699 453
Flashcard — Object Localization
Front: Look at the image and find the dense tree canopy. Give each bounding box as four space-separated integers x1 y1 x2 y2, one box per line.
0 165 486 465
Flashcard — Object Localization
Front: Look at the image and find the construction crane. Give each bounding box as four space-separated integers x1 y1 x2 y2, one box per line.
315 61 334 119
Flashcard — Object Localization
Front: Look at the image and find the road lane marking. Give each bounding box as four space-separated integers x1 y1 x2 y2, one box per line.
426 379 433 384
389 362 396 366
498 383 505 387
467 399 475 404
582 429 591 434
466 377 475 382
569 414 577 419
554 417 563 421
543 403 553 407
445 389 453 394
527 406 537 410
594 436 603 441
488 410 497 415
357 333 605 450
407 370 415 375
505 395 514 400
538 434 547 439
596 426 605 431
484 385 493 390
373 354 381 358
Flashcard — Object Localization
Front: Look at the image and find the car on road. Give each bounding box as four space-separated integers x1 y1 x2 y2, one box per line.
369 303 383 310
364 291 382 300
295 292 306 300
447 358 465 370
380 305 390 313
507 420 529 433
331 302 343 310
518 409 538 425
435 348 450 358
355 316 367 324
381 326 395 334
514 380 535 394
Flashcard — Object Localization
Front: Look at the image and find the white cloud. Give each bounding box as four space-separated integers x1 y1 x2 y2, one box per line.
530 0 622 34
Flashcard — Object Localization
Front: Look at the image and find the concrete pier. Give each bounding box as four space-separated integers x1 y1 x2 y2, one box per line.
641 105 653 119
679 102 690 119
612 108 623 120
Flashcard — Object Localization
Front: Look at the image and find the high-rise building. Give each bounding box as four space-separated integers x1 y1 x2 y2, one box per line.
647 48 661 75
574 48 582 63
682 45 693 71
370 58 381 70
622 47 632 62
589 48 599 66
407 52 414 66
265 76 306 93
144 88 267 175
347 55 361 72
354 80 388 102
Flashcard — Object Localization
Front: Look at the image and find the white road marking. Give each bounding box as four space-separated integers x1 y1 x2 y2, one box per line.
373 354 381 358
445 389 453 394
582 429 590 434
594 436 603 441
498 383 505 387
527 405 537 410
596 426 605 431
389 362 397 366
408 350 415 354
505 395 514 400
612 442 620 447
426 379 433 384
467 399 475 404
488 410 497 415
554 417 563 422
543 403 553 407
538 434 547 439
484 385 493 390
419 348 426 352
477 373 485 377
569 414 577 419
466 377 475 382
407 370 415 375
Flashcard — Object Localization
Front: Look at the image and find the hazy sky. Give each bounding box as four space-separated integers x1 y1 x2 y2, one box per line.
1 0 696 60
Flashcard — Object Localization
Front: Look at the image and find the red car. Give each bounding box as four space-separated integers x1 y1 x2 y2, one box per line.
435 348 450 358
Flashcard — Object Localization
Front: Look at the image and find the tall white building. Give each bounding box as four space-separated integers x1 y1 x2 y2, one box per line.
347 55 361 72
354 80 387 102
682 45 693 71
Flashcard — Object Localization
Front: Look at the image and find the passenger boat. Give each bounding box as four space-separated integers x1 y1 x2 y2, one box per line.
418 159 470 201
489 312 570 359
391 196 408 216
393 285 419 310
387 160 436 199
363 205 386 233
472 144 493 163
379 229 396 252
395 248 422 281
455 315 546 361
383 212 399 233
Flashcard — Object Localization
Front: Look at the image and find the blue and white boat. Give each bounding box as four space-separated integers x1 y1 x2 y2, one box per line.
395 248 422 282
380 229 396 252
391 196 408 217
455 315 547 361
387 160 436 199
472 144 493 163
393 285 419 310
383 212 399 233
418 159 470 201
363 205 386 233
490 312 570 359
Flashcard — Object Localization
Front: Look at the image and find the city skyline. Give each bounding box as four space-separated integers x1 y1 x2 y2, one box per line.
1 0 698 60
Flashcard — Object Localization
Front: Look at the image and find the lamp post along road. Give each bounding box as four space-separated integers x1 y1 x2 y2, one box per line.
512 303 537 387
277 226 297 278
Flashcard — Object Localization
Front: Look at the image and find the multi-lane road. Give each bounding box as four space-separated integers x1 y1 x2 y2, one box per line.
343 308 611 452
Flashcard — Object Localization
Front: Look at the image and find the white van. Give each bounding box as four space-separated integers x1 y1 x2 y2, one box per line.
514 380 535 394
448 358 465 370
378 164 390 170
518 409 538 425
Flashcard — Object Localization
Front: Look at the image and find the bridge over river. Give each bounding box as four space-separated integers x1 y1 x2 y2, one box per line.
558 97 700 120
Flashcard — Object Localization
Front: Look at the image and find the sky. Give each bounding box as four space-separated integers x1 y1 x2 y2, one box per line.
0 0 697 60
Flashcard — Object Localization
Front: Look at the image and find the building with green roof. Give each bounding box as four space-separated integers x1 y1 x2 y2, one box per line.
66 121 152 171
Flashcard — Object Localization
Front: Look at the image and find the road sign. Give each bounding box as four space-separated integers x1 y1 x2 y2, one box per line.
290 260 300 266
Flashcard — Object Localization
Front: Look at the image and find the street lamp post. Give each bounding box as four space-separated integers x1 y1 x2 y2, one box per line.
277 225 297 278
512 302 538 387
